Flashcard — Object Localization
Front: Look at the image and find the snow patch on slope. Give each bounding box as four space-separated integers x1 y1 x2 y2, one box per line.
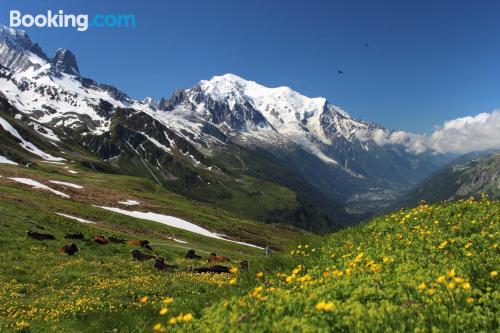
0 116 64 161
97 206 263 249
0 155 17 165
9 177 69 198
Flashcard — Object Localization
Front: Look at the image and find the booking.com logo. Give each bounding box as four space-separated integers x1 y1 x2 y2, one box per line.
9 10 136 32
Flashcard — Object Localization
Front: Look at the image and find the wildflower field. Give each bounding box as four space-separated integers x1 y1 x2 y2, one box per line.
177 198 499 333
0 160 498 333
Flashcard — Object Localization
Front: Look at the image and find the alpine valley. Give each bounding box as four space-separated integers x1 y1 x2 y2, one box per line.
0 25 455 232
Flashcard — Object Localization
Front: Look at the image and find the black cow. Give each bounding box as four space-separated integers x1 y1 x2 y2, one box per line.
186 249 202 259
130 249 155 261
64 232 84 240
58 243 78 255
27 230 55 241
153 257 178 271
108 236 126 244
191 265 231 274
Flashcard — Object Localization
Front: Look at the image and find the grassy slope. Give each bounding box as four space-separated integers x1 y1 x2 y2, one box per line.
178 199 499 333
0 162 316 332
0 160 498 332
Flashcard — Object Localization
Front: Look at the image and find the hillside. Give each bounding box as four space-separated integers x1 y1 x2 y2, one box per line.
0 184 497 331
394 152 500 209
0 160 316 332
180 198 499 333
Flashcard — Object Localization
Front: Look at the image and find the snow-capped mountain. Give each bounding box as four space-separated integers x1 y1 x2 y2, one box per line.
0 26 450 227
158 73 384 169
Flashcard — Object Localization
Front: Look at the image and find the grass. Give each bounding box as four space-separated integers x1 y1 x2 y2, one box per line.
0 162 314 332
177 198 499 333
0 160 498 332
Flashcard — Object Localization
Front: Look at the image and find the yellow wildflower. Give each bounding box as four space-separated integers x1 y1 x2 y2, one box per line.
315 301 334 312
447 269 456 278
446 282 456 290
168 317 177 325
162 297 174 305
466 297 474 304
417 283 427 291
229 267 238 274
437 275 446 283
159 308 168 315
428 288 436 296
152 323 163 332
256 272 264 278
490 271 498 278
461 282 471 290
183 313 193 322
229 278 237 285
139 296 148 304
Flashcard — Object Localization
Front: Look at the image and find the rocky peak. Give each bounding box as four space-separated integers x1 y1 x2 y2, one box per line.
52 48 80 75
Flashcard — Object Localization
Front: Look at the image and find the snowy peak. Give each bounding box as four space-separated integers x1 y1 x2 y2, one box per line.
52 48 80 76
0 25 50 74
181 73 377 144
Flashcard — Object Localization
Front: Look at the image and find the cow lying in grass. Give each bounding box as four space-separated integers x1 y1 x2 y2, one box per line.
186 249 202 259
93 235 108 244
127 240 153 250
153 257 178 271
108 236 126 243
190 265 231 274
130 249 155 261
64 232 84 240
27 230 55 240
58 243 78 255
208 252 230 263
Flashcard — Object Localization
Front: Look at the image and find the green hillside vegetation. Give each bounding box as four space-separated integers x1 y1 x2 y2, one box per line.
178 198 499 333
0 158 498 333
394 152 500 209
0 162 316 332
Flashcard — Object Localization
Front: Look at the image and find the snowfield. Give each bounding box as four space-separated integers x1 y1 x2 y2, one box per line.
96 206 263 249
49 180 83 189
0 116 65 161
118 200 140 206
56 213 96 224
8 177 69 198
0 155 18 165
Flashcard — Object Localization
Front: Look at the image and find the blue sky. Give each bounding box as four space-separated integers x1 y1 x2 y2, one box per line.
1 0 499 133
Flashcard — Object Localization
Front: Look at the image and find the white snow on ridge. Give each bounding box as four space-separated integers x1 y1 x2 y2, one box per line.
30 122 61 142
96 206 263 249
0 116 65 161
0 155 18 165
49 180 83 189
118 199 140 206
56 213 95 224
8 177 69 198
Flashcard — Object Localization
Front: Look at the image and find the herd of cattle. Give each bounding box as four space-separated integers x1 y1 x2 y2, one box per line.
27 230 248 274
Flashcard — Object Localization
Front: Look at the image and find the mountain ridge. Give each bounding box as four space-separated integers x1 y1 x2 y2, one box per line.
0 26 451 229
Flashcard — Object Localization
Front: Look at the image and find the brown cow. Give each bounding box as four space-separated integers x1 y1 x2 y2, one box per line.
27 230 55 241
208 252 230 263
58 243 78 255
127 240 153 250
93 235 108 245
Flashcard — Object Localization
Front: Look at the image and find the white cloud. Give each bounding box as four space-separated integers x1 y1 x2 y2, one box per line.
356 110 500 154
